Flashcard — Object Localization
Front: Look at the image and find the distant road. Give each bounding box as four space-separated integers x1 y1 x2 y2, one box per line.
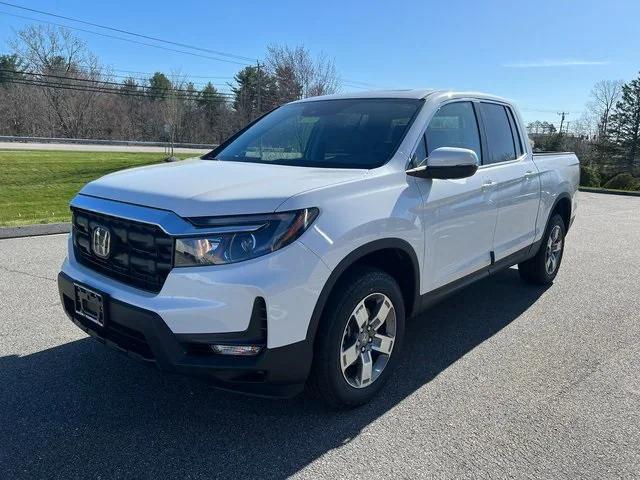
0 141 210 155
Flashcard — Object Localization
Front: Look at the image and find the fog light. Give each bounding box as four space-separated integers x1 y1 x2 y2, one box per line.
210 344 263 356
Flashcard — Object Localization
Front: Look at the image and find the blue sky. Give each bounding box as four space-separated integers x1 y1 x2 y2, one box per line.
1 0 638 125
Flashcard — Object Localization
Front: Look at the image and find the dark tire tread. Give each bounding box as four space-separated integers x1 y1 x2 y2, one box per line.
518 214 566 285
307 266 405 408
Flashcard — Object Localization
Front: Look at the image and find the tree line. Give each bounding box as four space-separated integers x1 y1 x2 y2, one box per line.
0 25 339 145
2 24 639 191
527 77 640 191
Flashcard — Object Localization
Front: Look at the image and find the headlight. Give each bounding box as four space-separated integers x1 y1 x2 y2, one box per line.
174 208 319 267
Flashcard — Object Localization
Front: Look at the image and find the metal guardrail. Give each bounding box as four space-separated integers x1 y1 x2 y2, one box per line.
0 135 216 150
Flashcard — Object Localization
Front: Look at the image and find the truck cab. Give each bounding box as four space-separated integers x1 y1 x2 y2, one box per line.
58 90 579 407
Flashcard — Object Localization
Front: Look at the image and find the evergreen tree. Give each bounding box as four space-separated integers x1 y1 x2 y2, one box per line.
0 54 24 85
120 77 139 93
273 64 302 103
198 83 225 119
197 82 227 143
198 82 224 107
147 72 172 100
610 73 640 170
231 66 277 122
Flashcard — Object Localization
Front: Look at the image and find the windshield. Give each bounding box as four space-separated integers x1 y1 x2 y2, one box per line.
209 98 423 169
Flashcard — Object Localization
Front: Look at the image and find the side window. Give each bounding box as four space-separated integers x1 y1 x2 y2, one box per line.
425 102 482 163
411 135 427 167
480 103 517 164
505 107 523 156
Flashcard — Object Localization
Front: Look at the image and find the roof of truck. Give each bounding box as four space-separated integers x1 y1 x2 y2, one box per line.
292 89 436 102
294 89 512 104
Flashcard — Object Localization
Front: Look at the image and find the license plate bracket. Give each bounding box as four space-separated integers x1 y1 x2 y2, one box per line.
74 283 106 327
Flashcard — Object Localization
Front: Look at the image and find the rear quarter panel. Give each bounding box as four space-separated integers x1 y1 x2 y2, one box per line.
532 152 580 239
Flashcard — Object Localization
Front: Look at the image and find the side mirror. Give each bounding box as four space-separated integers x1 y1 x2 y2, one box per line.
406 147 479 179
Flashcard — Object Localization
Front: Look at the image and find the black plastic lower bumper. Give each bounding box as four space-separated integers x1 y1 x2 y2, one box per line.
58 272 312 398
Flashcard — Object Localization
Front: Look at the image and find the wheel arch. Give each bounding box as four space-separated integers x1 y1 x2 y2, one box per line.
305 238 420 345
549 193 572 232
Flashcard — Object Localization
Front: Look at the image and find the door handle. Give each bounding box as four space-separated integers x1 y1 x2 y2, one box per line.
482 180 496 191
524 170 535 180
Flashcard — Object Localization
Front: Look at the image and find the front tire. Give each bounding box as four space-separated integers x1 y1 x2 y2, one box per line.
308 267 405 408
518 214 566 285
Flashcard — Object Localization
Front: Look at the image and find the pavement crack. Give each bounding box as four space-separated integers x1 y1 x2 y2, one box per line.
0 265 56 282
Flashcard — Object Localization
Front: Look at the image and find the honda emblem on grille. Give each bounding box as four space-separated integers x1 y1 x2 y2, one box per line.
92 226 111 259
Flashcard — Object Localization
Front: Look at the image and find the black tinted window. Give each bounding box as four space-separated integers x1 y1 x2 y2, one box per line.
480 103 517 164
425 102 481 163
212 99 422 169
505 107 523 156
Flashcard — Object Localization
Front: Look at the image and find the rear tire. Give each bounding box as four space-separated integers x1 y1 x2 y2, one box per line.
518 214 566 285
308 267 405 408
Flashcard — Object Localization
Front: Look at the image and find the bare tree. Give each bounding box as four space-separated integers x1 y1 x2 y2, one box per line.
573 111 599 139
265 44 340 100
1 25 346 145
10 25 91 72
159 71 198 154
9 25 106 138
587 80 623 139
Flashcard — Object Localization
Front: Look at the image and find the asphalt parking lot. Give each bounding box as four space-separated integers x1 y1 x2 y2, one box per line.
1 192 639 479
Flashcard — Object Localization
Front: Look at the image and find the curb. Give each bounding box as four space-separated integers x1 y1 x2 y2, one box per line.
579 187 640 197
0 222 71 239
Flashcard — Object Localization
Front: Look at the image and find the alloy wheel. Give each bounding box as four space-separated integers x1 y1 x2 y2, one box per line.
545 225 563 275
339 292 397 388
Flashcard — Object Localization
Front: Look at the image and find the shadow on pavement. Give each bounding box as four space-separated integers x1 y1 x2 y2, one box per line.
0 268 548 479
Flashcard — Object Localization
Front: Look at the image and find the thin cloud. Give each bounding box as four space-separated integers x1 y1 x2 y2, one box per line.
503 59 610 68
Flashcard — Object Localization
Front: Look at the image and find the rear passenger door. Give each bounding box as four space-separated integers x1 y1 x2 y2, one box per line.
477 102 540 260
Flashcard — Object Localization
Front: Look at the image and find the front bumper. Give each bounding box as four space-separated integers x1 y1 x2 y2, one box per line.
58 272 312 397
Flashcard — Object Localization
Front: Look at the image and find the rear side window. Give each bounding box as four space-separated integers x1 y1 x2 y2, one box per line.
505 107 523 156
425 102 482 163
479 103 517 164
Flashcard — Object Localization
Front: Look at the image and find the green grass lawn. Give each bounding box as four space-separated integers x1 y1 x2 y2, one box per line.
0 150 193 227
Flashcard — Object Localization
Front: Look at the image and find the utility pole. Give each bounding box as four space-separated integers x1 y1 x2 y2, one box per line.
256 61 262 117
557 111 570 134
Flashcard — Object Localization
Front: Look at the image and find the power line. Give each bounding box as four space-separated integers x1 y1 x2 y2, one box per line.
0 1 257 62
0 10 252 66
341 83 374 90
339 78 390 89
4 79 233 104
64 70 233 89
110 68 234 80
520 107 561 113
3 73 406 117
102 73 233 91
0 3 387 93
3 69 400 105
0 69 236 96
1 77 234 103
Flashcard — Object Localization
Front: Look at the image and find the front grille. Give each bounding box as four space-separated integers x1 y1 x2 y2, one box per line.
72 208 173 293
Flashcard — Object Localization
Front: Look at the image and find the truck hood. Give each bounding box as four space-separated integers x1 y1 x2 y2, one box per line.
80 159 366 217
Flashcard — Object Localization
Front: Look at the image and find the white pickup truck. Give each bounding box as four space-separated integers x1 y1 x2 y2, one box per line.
58 90 579 407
